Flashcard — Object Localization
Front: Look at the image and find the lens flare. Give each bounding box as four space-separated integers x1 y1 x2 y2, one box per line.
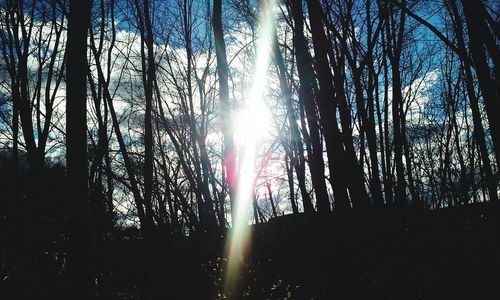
224 0 276 296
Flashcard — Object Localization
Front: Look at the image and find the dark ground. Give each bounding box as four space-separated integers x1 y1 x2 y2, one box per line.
1 202 499 299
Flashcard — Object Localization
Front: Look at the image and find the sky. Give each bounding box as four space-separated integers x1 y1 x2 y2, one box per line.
0 0 476 224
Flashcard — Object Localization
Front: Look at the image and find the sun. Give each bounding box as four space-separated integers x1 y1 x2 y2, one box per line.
234 100 272 146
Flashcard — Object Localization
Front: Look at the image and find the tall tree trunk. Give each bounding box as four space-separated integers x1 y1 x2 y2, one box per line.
306 0 358 212
381 39 394 206
383 0 407 207
134 0 156 239
289 0 329 213
366 58 385 208
66 0 94 297
272 32 312 212
449 0 498 201
462 0 500 166
213 0 237 222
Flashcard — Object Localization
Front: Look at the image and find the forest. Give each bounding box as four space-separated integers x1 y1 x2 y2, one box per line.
0 0 499 298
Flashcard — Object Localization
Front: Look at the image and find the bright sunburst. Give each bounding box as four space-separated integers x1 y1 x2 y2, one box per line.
224 0 277 295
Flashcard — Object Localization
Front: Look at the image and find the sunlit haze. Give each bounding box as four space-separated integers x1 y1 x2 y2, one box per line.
225 0 277 293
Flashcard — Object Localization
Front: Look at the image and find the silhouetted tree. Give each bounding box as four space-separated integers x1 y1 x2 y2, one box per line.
66 0 94 297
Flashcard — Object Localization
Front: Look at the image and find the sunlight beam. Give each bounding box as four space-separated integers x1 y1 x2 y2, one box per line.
224 0 277 295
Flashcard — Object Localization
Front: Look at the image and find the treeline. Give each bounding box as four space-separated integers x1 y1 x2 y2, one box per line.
0 0 498 238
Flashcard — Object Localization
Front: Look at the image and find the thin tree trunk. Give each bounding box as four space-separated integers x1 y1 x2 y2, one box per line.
266 181 278 218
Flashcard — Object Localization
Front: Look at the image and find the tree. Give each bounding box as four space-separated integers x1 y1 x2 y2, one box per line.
213 0 237 222
66 0 94 297
288 0 329 213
